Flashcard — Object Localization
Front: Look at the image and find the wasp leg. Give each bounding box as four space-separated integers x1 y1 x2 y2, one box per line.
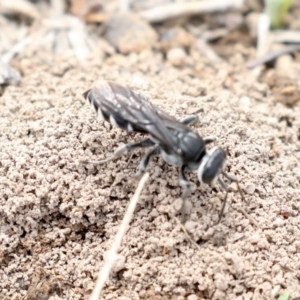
222 172 247 204
215 178 229 224
180 116 215 144
180 116 216 145
134 147 161 179
180 115 199 126
179 165 192 199
178 165 192 222
203 136 215 144
81 138 155 165
215 174 247 224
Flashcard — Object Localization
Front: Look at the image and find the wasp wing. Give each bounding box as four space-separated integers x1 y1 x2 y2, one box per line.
84 80 179 151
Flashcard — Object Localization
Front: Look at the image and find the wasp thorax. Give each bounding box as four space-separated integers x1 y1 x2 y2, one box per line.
179 132 206 164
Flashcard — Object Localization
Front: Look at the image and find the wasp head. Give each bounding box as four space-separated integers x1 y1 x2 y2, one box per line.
197 147 227 185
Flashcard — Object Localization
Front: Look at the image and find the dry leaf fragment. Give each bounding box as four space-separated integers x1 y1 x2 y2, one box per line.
0 0 40 19
0 60 21 86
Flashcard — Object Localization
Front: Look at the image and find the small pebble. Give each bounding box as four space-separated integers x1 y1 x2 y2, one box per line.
279 205 292 218
103 252 125 273
239 96 251 111
275 54 293 75
173 198 183 212
273 217 285 227
224 252 232 260
245 183 255 195
160 27 194 52
212 231 227 247
185 220 198 233
167 47 187 67
257 238 269 249
105 13 158 54
248 233 261 244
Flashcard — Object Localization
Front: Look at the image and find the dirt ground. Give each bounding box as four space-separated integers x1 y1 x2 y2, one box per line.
1 7 300 300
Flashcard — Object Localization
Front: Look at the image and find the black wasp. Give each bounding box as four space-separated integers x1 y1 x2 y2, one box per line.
82 80 246 223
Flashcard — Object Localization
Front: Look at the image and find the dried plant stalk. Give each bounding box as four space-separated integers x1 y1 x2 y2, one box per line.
89 172 149 300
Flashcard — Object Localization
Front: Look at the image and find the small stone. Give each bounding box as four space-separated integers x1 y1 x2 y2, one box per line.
167 47 187 67
275 54 293 75
183 199 193 215
212 231 227 247
184 220 198 234
239 96 251 111
131 75 148 89
271 285 281 298
215 278 228 291
245 183 255 195
265 73 300 105
248 233 261 244
279 85 300 105
103 252 125 273
105 13 158 54
160 27 194 52
173 198 183 212
187 294 198 300
273 217 285 227
224 252 232 260
279 205 293 218
257 238 269 249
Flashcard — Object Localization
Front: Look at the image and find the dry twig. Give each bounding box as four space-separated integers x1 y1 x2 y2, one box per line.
246 44 300 68
89 172 149 300
256 13 271 58
1 35 31 63
195 39 223 64
138 0 244 23
119 0 130 13
0 0 40 19
271 30 300 44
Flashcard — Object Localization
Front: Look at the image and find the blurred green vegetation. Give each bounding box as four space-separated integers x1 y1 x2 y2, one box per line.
266 0 292 29
277 291 289 300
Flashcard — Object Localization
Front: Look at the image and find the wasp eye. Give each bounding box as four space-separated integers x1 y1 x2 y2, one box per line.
198 148 226 185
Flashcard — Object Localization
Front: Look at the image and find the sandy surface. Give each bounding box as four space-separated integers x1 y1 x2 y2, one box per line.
1 34 300 300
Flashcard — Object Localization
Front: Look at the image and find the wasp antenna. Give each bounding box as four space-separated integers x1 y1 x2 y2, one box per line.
216 173 247 224
215 184 228 225
235 180 248 205
216 179 229 225
223 172 248 205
